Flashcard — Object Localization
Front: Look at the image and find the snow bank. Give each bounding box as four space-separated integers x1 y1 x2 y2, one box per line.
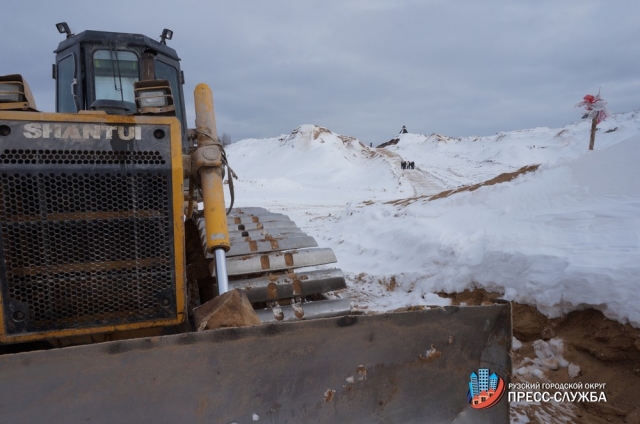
227 113 640 327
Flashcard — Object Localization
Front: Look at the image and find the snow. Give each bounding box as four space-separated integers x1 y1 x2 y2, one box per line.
225 111 640 327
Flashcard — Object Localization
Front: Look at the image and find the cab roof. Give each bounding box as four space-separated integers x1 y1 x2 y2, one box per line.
54 30 181 61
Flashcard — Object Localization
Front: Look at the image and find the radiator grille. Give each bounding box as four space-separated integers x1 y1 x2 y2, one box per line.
0 122 178 337
1 149 165 165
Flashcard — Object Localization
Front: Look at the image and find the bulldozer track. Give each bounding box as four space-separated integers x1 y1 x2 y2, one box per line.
191 207 350 322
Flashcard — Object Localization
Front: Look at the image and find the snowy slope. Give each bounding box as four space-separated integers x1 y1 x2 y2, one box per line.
228 124 407 204
225 112 640 327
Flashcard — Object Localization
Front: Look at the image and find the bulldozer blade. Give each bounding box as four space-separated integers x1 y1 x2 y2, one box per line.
0 303 511 423
230 268 347 303
255 297 352 322
210 247 338 277
218 234 318 257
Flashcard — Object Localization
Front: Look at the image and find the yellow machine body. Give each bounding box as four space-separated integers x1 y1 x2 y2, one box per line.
0 110 186 343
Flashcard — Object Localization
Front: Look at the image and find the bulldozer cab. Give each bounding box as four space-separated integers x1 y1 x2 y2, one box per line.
53 29 189 151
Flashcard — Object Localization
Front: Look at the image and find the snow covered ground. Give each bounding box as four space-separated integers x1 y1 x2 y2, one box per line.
226 111 640 328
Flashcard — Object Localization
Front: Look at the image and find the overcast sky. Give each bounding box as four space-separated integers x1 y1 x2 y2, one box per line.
3 1 639 146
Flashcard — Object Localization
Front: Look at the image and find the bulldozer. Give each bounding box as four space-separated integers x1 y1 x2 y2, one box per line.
0 23 512 423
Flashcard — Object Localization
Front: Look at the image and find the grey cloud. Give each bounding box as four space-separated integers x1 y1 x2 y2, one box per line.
2 0 639 145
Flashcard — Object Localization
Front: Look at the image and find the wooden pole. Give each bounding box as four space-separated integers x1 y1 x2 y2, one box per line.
589 117 597 150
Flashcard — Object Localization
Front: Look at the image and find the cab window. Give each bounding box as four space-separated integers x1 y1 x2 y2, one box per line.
93 50 139 103
156 60 185 125
56 54 76 112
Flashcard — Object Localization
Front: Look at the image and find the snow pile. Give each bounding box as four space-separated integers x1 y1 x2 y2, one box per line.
386 112 640 187
228 124 404 202
227 111 640 327
513 338 580 380
366 133 640 324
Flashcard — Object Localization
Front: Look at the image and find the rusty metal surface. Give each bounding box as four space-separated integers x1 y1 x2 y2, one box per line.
232 268 346 303
0 304 511 423
223 234 318 257
210 247 338 277
227 213 291 225
255 298 352 322
228 227 304 241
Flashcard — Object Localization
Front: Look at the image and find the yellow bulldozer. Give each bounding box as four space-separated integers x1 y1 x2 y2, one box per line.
0 23 511 423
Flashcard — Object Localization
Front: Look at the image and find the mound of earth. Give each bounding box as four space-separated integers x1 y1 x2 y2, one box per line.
376 137 399 148
444 289 640 423
385 164 540 207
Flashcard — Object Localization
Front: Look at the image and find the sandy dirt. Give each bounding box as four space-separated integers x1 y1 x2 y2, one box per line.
385 164 540 207
445 289 640 423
